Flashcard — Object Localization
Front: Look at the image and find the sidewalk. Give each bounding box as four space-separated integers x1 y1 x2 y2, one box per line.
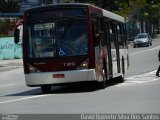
0 59 23 67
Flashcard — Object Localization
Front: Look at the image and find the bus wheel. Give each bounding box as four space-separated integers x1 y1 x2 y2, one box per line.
99 62 107 89
41 85 52 94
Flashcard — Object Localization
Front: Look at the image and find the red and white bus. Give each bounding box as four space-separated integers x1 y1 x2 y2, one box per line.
14 3 129 93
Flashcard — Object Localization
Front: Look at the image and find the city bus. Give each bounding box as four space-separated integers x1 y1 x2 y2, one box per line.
14 3 129 93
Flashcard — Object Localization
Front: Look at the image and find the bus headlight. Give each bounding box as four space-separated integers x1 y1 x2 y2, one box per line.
29 64 40 73
77 59 89 70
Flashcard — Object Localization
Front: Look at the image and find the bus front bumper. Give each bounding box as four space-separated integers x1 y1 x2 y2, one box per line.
25 69 96 86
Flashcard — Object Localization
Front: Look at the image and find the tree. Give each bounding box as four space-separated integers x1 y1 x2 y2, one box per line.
109 0 160 37
131 0 160 36
0 0 20 36
144 0 160 36
0 0 19 13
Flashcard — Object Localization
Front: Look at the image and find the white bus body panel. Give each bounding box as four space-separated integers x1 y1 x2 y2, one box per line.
25 69 96 86
102 9 125 23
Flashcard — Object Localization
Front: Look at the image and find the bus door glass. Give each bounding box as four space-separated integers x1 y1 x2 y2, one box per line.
112 23 120 73
105 21 112 76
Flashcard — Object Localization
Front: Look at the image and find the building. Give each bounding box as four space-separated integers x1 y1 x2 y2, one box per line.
20 0 64 13
0 0 64 36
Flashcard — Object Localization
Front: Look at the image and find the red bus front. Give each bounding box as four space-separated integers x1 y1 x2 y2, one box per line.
22 4 98 89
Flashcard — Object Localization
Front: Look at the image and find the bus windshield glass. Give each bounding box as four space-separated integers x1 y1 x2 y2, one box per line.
27 19 88 58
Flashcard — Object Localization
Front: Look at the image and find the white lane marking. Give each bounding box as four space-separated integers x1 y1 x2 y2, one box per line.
126 70 156 79
0 94 50 104
116 79 159 87
115 70 160 87
130 46 160 56
0 84 16 88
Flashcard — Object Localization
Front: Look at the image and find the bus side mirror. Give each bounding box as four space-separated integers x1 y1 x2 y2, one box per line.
14 28 20 44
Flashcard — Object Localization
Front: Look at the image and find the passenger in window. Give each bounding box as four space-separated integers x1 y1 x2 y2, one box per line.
75 34 88 54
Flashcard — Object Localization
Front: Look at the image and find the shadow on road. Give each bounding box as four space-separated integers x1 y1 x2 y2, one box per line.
52 79 123 94
5 79 123 96
52 82 100 94
5 88 42 96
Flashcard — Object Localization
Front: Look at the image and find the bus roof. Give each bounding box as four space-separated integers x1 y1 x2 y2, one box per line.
102 9 125 23
25 3 125 23
88 4 125 23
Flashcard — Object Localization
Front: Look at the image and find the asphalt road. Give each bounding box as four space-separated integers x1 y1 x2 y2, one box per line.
126 36 160 77
0 36 160 118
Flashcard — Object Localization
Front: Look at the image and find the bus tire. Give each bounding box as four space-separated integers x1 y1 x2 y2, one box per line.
41 85 52 94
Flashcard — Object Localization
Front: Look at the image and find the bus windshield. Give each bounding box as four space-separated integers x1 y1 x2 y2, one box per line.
27 19 88 58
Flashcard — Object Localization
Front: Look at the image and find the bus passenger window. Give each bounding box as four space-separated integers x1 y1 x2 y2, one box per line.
92 18 104 46
117 24 123 47
109 27 115 49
